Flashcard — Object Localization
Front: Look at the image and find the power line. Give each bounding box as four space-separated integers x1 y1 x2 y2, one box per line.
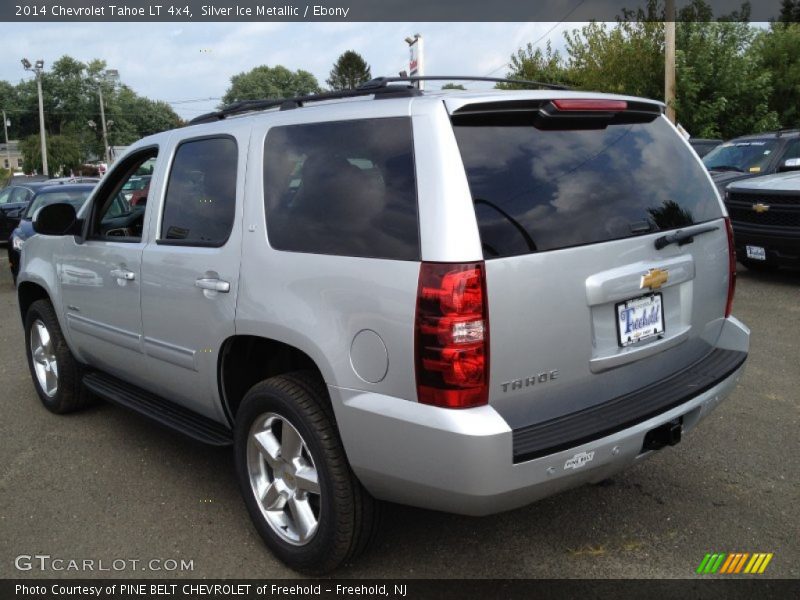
483 0 586 77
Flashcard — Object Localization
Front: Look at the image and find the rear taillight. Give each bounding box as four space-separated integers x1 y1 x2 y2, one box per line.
725 217 736 317
415 262 489 408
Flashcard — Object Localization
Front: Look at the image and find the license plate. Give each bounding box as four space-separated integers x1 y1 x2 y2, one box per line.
746 245 766 261
616 293 664 347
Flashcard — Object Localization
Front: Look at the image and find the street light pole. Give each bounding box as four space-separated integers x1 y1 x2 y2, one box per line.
22 58 48 176
2 110 11 171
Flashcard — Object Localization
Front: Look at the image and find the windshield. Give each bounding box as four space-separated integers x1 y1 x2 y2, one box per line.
702 139 780 173
25 189 92 219
122 177 149 191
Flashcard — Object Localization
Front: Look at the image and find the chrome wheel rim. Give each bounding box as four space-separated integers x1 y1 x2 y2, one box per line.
30 319 58 398
247 412 321 546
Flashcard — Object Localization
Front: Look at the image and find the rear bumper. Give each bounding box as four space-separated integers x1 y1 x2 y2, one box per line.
732 222 800 265
331 317 749 516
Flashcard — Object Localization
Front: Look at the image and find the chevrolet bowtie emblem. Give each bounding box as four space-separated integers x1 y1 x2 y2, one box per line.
752 203 770 214
641 268 669 290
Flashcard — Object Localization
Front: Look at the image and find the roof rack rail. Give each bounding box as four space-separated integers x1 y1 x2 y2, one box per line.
188 75 569 125
357 75 570 91
188 83 420 125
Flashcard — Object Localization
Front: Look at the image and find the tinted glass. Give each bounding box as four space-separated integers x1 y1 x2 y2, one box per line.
162 137 237 245
703 139 780 173
25 189 92 218
263 118 419 260
453 116 721 258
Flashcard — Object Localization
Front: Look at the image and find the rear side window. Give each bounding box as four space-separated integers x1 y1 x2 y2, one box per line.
453 114 722 259
161 136 238 246
263 117 419 260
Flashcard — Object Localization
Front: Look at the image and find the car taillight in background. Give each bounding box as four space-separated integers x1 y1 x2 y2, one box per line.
725 217 736 317
415 262 489 408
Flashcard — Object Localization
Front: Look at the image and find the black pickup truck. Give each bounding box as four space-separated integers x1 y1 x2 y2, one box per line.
725 169 800 269
704 130 800 196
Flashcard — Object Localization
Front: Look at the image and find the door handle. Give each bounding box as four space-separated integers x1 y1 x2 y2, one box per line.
195 278 230 293
110 268 136 281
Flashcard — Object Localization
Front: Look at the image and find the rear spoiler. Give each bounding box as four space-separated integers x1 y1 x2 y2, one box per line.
450 98 664 128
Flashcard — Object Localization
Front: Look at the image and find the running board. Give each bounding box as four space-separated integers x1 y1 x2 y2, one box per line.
82 372 233 446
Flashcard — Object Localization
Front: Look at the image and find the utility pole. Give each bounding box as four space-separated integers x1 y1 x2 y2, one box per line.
98 85 110 165
2 110 11 171
22 58 48 176
94 69 118 167
664 0 676 123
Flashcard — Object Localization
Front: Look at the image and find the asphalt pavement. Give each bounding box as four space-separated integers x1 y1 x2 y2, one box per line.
1 256 797 579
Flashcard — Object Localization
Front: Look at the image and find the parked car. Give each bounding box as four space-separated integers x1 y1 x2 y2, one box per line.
689 138 722 158
44 176 101 185
724 166 800 269
16 78 749 574
0 182 48 243
703 129 800 194
7 184 95 281
121 174 151 206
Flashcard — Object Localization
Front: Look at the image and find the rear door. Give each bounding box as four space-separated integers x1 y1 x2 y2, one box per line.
447 97 730 428
139 133 245 422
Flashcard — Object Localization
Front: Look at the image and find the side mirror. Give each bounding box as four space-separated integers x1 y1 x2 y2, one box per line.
32 202 80 236
778 157 800 172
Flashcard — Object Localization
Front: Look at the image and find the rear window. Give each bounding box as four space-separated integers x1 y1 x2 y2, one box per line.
453 114 721 259
263 117 419 260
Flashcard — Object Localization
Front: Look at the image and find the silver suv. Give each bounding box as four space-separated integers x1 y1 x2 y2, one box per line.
16 78 749 573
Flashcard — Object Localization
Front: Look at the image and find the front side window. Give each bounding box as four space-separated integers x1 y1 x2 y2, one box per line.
161 137 238 246
88 149 157 241
263 117 419 260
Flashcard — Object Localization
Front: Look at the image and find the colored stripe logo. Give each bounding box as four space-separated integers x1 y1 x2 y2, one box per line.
696 552 773 574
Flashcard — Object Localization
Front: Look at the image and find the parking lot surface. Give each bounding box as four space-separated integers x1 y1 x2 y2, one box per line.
1 257 797 579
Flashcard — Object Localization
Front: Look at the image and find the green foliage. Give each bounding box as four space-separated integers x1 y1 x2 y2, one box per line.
503 0 793 139
753 23 800 128
441 83 466 90
496 41 571 89
222 65 321 104
21 133 83 175
0 167 11 188
0 55 182 166
326 51 372 90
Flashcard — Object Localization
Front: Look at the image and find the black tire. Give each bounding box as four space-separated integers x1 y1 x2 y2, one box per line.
234 371 381 574
24 299 89 414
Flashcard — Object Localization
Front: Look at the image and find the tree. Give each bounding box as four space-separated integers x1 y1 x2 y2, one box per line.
222 65 321 104
21 133 83 175
0 55 182 164
675 14 780 138
441 83 466 90
326 51 372 90
753 23 800 128
499 41 571 88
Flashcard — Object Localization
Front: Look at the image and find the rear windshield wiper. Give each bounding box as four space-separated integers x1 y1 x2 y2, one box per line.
473 198 537 253
654 224 719 250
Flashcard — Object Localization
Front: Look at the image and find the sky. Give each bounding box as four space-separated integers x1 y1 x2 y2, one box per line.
1 22 576 121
